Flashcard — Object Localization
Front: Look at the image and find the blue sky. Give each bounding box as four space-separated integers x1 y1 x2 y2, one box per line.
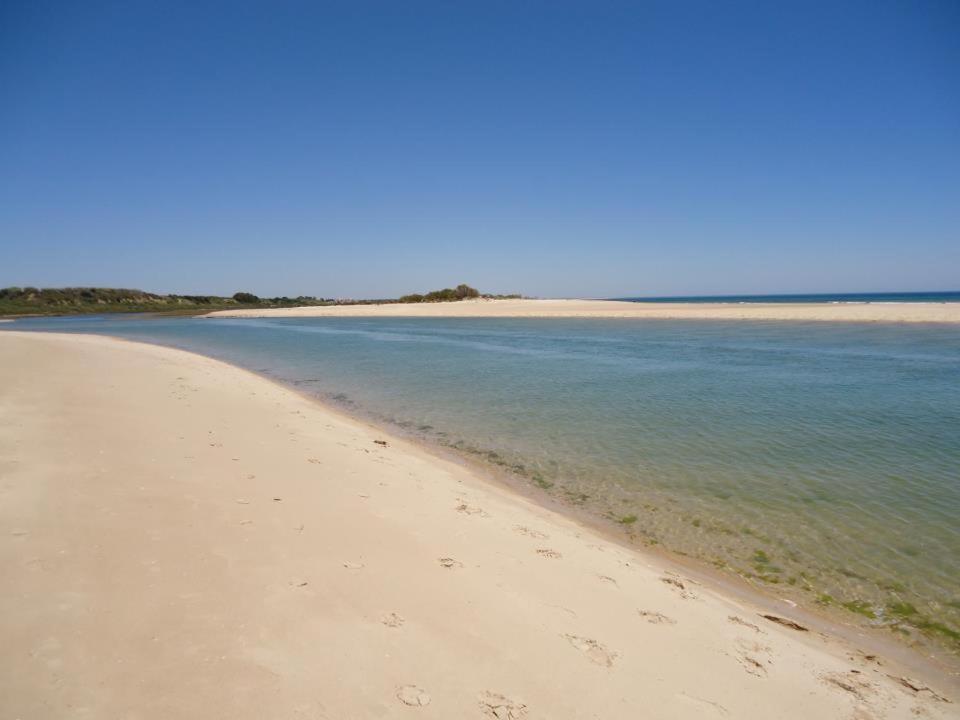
1 1 958 298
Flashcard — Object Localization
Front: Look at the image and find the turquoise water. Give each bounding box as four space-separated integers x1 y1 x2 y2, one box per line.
5 315 960 647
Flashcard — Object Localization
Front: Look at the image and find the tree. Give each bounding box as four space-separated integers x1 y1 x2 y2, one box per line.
454 284 479 300
232 292 260 303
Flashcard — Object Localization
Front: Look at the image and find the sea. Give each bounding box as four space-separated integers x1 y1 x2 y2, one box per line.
617 290 960 304
4 307 959 651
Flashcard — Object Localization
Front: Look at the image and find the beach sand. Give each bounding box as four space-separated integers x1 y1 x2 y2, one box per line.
0 331 955 719
205 297 960 323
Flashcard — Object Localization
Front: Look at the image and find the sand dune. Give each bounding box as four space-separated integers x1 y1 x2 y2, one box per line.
204 297 960 322
0 331 955 719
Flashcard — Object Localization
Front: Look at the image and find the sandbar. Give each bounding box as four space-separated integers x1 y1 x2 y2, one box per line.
204 297 960 323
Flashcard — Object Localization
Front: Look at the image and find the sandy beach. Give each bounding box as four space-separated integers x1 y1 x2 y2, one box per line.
204 297 960 323
1 331 955 719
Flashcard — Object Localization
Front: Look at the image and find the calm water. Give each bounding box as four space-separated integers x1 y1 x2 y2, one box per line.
5 315 960 645
617 290 960 303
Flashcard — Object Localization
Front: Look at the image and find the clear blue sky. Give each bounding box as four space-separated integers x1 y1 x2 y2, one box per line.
2 1 958 298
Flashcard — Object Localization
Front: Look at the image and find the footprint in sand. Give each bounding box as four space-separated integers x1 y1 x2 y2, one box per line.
820 671 877 702
343 561 364 570
660 575 698 600
478 691 527 719
535 548 562 559
456 502 488 517
513 525 549 539
381 612 405 628
596 574 619 587
728 615 763 633
852 651 880 666
562 634 617 667
819 671 892 720
735 652 768 677
888 676 950 703
438 557 463 569
396 685 431 707
638 610 676 624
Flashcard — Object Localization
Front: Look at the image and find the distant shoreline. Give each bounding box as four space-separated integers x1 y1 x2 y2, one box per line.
203 297 960 323
614 291 960 305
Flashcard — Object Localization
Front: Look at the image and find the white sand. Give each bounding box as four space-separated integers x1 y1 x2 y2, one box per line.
204 297 960 323
0 331 955 719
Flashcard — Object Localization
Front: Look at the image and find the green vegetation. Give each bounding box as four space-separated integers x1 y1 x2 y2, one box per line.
0 283 521 317
618 514 638 525
532 473 554 490
398 284 520 303
886 601 918 618
0 287 332 317
563 490 590 504
840 600 876 619
910 617 960 643
750 548 783 574
747 548 785 583
880 602 960 646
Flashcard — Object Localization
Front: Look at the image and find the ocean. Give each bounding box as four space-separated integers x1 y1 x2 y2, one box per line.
5 314 960 649
616 291 960 304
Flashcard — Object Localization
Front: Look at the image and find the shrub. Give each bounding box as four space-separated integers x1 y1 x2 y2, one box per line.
397 284 481 303
232 292 260 303
423 288 458 302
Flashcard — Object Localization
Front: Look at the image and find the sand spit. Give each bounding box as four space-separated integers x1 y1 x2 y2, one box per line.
0 331 955 719
204 297 960 323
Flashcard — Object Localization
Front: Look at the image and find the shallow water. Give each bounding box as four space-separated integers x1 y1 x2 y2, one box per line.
6 315 960 647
